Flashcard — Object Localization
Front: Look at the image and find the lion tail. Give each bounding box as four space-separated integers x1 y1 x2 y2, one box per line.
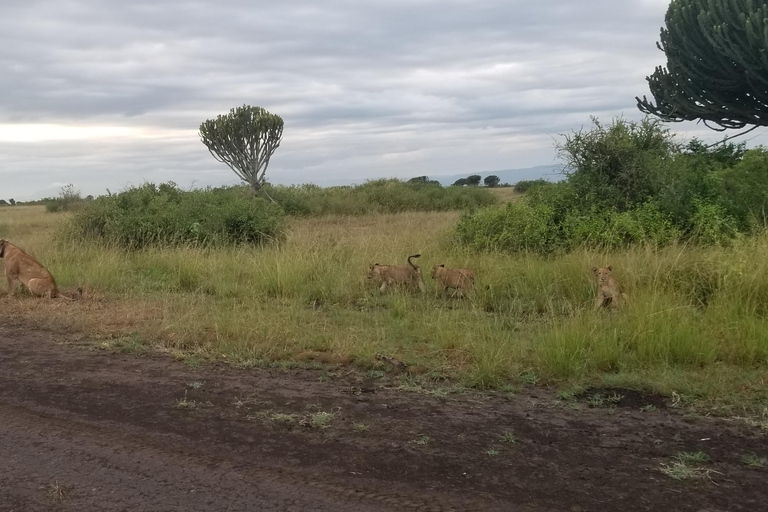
407 254 421 271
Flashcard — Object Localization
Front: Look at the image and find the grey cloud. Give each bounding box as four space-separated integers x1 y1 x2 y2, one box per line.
2 0 765 200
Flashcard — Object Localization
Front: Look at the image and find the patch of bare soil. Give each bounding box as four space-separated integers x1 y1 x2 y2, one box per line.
0 319 766 512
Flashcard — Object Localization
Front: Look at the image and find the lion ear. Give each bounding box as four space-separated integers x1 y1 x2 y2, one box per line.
607 265 613 271
592 267 598 273
440 264 445 268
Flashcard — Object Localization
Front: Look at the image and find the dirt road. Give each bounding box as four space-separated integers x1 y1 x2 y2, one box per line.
0 321 765 512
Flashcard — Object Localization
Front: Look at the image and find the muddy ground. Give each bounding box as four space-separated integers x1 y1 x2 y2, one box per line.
0 320 766 512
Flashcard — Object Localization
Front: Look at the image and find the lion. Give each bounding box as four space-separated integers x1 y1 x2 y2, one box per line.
430 264 475 299
592 266 627 311
367 254 426 293
0 239 73 299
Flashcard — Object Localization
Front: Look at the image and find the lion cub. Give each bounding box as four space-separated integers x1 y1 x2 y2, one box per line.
592 266 627 311
431 264 475 299
367 254 426 293
0 239 63 298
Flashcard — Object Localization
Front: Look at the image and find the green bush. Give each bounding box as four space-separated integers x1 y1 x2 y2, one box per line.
45 184 85 213
558 117 677 211
715 148 768 232
688 200 738 246
456 117 768 255
458 199 679 254
514 179 551 193
264 179 497 216
68 183 285 249
456 200 560 254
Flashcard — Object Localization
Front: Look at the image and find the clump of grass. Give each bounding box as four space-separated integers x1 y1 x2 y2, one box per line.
303 411 334 429
741 453 767 469
270 412 298 423
175 390 197 409
485 448 500 457
500 430 517 444
660 451 714 481
413 435 432 445
674 451 710 464
47 481 70 501
352 423 370 433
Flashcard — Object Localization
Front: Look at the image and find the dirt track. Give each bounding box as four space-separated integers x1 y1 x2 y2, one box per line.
0 320 766 512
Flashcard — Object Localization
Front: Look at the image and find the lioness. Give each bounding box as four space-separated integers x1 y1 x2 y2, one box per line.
592 266 627 311
367 254 426 293
0 239 67 298
431 264 475 299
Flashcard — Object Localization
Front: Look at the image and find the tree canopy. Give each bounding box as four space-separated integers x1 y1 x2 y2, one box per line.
484 175 500 188
199 105 284 197
637 0 768 130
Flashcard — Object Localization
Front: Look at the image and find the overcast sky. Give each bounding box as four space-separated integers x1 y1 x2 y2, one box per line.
1 0 766 200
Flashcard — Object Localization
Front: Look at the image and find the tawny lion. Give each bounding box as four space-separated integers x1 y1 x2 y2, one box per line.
0 239 71 299
367 254 426 293
431 264 476 299
592 266 627 311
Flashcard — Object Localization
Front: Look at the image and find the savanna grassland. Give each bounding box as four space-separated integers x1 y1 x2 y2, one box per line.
2 188 767 421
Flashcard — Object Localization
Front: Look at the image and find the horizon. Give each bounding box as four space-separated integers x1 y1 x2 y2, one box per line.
3 1 768 201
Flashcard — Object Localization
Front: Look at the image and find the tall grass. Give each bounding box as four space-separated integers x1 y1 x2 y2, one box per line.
2 206 767 411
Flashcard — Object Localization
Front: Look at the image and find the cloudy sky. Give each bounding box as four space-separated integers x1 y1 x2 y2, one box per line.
1 0 766 200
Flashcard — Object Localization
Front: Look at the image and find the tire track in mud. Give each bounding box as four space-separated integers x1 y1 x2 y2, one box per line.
0 402 505 512
0 323 766 512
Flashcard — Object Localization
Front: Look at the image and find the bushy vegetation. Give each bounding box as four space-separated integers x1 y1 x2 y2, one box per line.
458 117 768 254
264 179 497 216
45 184 87 213
67 183 285 249
513 179 551 193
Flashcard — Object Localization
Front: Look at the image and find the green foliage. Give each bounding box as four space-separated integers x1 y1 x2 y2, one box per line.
638 0 768 129
484 175 501 188
265 179 497 216
715 148 768 231
559 117 677 211
199 105 284 195
67 183 285 249
456 200 559 254
407 176 440 185
514 179 550 193
457 117 768 254
45 184 84 213
689 200 738 246
466 175 482 186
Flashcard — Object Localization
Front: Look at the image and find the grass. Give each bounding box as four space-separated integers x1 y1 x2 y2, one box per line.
413 435 432 445
304 411 335 429
659 451 714 481
1 205 768 414
500 430 517 444
47 481 70 501
741 453 767 469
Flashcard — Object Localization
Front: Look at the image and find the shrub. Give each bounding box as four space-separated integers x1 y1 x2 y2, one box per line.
514 179 551 193
458 200 679 254
688 200 738 246
558 117 677 211
264 179 497 216
68 183 285 249
46 184 85 213
456 199 560 254
715 148 768 231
